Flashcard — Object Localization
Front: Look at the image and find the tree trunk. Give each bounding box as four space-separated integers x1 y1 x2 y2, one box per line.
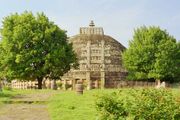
42 80 46 89
51 79 57 90
37 77 43 89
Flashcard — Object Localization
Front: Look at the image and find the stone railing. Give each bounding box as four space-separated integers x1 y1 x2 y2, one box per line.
116 81 171 88
11 80 59 89
11 80 38 89
10 80 173 90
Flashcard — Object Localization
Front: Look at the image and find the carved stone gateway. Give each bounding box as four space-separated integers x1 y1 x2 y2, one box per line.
62 21 127 89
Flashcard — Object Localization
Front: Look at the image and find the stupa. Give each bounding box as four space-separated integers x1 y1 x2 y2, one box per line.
62 21 127 89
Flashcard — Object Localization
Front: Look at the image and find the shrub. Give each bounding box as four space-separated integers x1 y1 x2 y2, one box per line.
96 92 127 120
83 83 87 90
65 83 72 90
56 82 63 89
96 88 180 120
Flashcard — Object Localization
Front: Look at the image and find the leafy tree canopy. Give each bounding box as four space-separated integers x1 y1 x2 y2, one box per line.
0 11 78 88
122 26 180 82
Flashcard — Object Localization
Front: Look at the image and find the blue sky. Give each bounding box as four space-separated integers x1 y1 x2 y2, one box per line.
0 0 180 47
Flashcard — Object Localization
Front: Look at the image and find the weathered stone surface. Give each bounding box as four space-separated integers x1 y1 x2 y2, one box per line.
62 21 127 89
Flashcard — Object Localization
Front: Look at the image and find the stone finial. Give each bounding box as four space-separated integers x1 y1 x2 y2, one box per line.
89 20 95 27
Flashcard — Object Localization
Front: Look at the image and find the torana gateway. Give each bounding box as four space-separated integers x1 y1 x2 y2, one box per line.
61 21 127 89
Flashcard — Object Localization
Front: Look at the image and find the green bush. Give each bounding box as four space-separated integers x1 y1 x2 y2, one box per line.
56 82 63 89
65 83 72 90
96 88 180 120
96 92 127 120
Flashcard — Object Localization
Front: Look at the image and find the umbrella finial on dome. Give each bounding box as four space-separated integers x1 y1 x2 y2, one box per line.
89 20 95 27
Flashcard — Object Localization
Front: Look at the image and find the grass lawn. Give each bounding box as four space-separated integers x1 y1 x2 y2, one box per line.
47 88 180 120
0 88 179 120
47 89 118 120
0 89 54 103
0 89 32 101
0 89 33 106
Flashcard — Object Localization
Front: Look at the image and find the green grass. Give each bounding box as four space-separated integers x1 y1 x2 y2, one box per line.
0 89 22 101
0 89 32 101
0 89 28 106
1 88 180 120
47 88 180 120
0 89 53 102
47 89 118 120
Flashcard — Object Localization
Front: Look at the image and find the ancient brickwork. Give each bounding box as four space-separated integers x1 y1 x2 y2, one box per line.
62 21 127 89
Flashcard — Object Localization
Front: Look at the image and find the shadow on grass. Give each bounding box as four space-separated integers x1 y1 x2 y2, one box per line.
1 100 47 104
0 92 13 98
0 89 18 102
11 94 26 99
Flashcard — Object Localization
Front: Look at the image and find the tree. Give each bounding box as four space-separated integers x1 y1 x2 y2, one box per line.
122 26 180 82
0 11 78 89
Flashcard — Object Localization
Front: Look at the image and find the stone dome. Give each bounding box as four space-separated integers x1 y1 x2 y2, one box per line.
62 21 127 89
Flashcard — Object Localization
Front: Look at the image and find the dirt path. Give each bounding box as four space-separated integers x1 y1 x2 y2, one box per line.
0 90 57 120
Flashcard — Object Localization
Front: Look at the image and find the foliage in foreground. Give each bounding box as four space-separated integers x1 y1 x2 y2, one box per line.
122 26 180 82
0 11 78 89
96 88 180 120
